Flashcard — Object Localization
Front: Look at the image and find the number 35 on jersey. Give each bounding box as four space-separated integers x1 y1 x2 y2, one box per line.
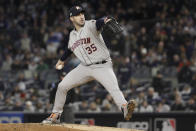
85 44 97 54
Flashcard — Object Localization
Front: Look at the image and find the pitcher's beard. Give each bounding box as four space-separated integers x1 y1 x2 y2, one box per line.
75 21 85 27
78 23 85 27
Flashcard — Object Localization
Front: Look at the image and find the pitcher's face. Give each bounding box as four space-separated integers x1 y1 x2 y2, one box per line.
70 13 85 27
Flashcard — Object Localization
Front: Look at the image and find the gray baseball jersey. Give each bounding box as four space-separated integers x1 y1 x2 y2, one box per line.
68 20 111 65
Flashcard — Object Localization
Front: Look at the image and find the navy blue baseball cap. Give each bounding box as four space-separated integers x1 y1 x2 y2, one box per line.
69 6 85 17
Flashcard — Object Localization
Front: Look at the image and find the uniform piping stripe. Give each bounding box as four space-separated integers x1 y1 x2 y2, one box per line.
79 29 93 65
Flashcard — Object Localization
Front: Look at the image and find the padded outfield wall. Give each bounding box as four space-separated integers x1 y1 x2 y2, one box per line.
0 112 196 131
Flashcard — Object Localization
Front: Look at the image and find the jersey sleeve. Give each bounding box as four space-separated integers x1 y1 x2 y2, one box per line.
86 20 100 35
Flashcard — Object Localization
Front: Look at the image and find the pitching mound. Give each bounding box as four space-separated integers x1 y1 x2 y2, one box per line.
0 123 143 131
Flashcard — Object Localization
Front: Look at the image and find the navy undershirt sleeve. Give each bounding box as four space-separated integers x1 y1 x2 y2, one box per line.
59 29 73 61
60 49 72 61
96 17 105 31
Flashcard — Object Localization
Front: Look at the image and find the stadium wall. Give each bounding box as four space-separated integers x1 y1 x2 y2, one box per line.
0 112 195 131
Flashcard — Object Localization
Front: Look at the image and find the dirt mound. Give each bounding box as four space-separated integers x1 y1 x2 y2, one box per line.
0 123 143 131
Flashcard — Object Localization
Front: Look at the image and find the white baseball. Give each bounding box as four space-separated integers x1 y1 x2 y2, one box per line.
56 65 63 70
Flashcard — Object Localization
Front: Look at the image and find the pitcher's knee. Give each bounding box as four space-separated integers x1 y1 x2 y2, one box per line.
57 83 70 93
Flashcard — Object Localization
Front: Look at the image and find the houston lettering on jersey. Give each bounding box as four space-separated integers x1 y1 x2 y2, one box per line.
71 37 91 51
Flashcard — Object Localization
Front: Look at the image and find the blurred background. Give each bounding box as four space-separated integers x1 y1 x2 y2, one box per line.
0 0 196 130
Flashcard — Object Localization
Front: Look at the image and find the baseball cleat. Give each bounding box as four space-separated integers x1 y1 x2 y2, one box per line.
42 113 61 124
122 100 136 120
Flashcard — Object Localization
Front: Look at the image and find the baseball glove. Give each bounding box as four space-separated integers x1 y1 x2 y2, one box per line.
103 16 123 36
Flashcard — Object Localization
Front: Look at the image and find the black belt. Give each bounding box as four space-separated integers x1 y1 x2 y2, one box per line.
94 60 107 64
87 60 107 66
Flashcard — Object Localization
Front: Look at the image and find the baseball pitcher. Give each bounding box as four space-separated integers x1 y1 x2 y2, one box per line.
42 5 136 124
